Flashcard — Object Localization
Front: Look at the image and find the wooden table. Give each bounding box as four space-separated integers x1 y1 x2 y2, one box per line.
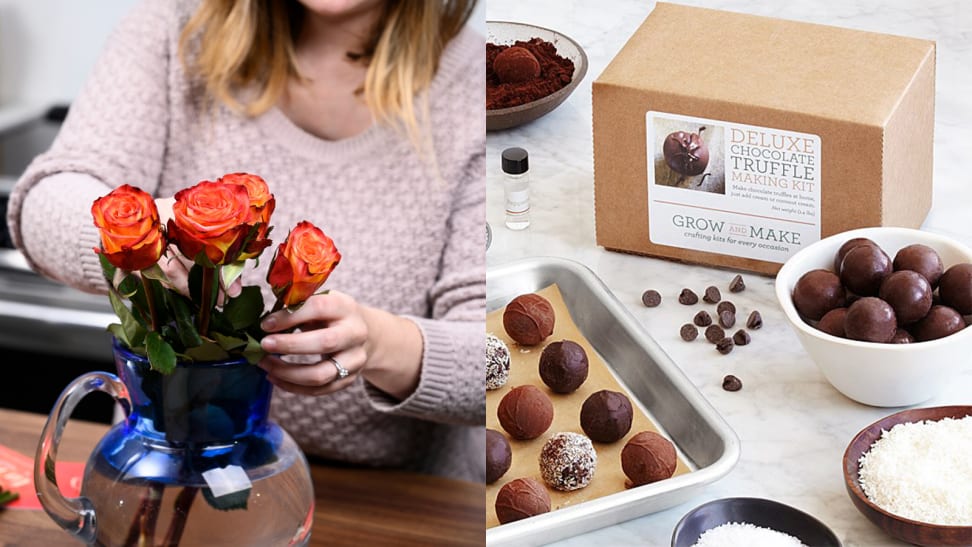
0 408 484 546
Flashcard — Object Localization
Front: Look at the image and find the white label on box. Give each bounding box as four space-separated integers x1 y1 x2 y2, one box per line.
646 111 821 264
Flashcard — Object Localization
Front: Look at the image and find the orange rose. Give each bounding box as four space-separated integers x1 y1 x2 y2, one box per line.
91 184 165 271
166 180 251 266
219 172 275 259
267 221 341 308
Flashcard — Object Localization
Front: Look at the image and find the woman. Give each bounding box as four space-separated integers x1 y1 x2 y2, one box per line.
6 0 485 482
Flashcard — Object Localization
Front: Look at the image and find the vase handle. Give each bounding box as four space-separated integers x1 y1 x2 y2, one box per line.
34 371 131 544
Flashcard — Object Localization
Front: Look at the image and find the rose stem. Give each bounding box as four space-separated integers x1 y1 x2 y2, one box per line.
161 486 198 546
123 490 152 546
141 276 159 331
198 266 216 337
123 483 163 547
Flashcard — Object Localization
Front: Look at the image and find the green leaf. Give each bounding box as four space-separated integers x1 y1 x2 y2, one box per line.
141 263 171 286
189 264 204 304
201 486 249 512
185 341 230 362
167 292 202 348
146 331 177 374
220 262 245 292
108 290 146 347
0 484 19 506
223 286 265 331
213 332 247 352
98 253 117 284
242 334 265 365
117 274 140 298
106 323 131 348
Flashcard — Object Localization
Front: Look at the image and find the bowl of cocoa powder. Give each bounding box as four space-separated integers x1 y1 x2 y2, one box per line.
487 21 588 131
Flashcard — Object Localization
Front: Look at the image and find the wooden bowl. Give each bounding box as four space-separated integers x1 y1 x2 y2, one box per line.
843 406 972 546
486 21 588 131
671 497 841 546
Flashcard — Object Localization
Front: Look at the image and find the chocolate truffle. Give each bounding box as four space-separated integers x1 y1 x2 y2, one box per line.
793 269 846 321
495 478 550 524
538 340 589 394
486 428 512 484
879 270 933 325
817 307 848 338
493 46 541 84
486 334 511 390
663 127 709 176
938 263 972 315
845 297 897 343
894 244 944 287
503 294 555 346
580 390 633 443
497 385 553 440
911 305 965 342
891 328 914 344
621 431 677 486
539 432 597 491
834 237 878 272
840 244 892 296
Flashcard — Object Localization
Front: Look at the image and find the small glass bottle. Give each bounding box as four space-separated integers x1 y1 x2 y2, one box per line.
502 147 530 230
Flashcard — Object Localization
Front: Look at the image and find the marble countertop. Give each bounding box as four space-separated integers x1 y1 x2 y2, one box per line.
485 1 972 545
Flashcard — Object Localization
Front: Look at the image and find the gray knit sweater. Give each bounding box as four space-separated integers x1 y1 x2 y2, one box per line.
7 0 486 483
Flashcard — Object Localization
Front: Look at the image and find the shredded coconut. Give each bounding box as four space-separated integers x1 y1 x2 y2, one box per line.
858 416 972 525
691 522 807 547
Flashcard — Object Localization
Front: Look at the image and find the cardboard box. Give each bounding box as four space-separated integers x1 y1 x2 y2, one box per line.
593 3 935 275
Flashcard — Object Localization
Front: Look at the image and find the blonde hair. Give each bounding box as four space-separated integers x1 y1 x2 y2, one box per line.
179 0 474 138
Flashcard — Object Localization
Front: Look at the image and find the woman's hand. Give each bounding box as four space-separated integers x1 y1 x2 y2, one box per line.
258 291 423 399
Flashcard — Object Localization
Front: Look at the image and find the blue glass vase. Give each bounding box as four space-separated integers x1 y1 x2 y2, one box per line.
34 340 314 546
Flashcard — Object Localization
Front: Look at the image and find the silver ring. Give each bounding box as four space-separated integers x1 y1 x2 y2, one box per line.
328 356 349 380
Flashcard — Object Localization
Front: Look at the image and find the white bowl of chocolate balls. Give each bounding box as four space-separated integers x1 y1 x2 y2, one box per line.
776 227 972 407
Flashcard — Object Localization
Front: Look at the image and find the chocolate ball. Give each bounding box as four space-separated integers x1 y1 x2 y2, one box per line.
486 334 511 390
539 340 589 394
486 428 512 484
503 294 555 346
817 307 848 338
834 238 878 272
879 270 933 325
938 263 972 315
497 385 553 440
580 390 633 443
621 431 677 486
840 244 892 296
911 305 965 342
493 46 541 84
663 127 709 176
891 328 914 344
793 269 846 321
495 478 551 524
893 244 944 288
539 432 597 491
845 297 897 343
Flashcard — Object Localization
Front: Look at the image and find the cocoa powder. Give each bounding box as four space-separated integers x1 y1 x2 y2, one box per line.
487 38 574 110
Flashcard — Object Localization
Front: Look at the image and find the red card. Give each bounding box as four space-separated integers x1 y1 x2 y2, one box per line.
0 444 84 510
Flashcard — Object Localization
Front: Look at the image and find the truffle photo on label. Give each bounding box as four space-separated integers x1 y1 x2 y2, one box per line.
539 432 597 491
651 116 725 193
486 333 511 390
503 293 556 346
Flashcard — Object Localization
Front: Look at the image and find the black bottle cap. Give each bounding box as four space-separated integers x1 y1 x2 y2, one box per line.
501 147 529 175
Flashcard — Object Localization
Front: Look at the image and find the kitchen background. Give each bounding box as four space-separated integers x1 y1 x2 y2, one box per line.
0 0 486 423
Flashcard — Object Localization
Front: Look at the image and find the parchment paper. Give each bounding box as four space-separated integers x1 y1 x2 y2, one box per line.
486 284 691 528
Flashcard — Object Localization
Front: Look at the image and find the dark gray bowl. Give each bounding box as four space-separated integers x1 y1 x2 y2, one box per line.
672 497 842 546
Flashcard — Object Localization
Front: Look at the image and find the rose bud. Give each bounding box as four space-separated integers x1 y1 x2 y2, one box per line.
167 180 252 265
267 221 341 308
91 184 165 271
220 172 275 260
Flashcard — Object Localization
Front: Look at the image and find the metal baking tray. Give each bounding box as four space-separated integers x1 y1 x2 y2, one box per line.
486 257 740 546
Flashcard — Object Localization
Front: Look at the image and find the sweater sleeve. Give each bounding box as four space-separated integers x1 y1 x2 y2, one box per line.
6 0 174 291
362 27 486 425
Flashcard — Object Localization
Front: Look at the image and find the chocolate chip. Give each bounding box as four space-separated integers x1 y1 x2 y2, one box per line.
703 286 721 304
678 288 699 305
716 301 735 316
693 310 712 327
733 329 750 345
704 325 725 344
722 374 742 391
641 290 661 308
715 337 734 355
746 310 763 330
729 275 745 293
719 310 736 329
680 323 698 341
